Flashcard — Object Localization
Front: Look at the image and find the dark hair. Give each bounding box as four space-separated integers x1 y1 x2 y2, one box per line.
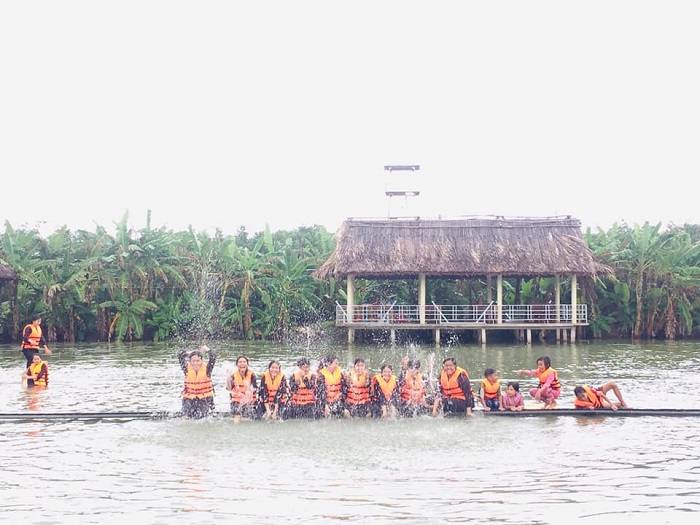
443 357 457 366
507 381 520 392
236 355 249 365
268 360 280 370
325 354 338 364
189 350 203 360
408 359 421 369
574 386 585 396
484 368 496 377
380 363 393 373
296 357 310 367
537 356 551 368
31 315 42 322
354 357 365 365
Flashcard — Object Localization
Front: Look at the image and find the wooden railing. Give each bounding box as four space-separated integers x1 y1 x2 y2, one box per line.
335 302 587 325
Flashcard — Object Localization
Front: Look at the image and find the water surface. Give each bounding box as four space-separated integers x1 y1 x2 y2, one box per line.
1 340 699 524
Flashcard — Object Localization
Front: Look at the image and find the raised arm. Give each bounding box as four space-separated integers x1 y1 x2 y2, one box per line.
177 350 189 374
205 347 217 376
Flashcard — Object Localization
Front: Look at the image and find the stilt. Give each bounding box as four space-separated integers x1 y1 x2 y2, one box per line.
570 327 576 343
348 328 355 344
434 328 440 346
526 329 532 345
481 328 487 345
390 329 396 344
555 328 560 343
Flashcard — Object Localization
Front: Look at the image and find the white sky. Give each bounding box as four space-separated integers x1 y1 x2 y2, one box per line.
2 1 699 237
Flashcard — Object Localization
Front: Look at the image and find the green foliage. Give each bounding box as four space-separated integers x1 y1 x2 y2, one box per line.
4 214 700 343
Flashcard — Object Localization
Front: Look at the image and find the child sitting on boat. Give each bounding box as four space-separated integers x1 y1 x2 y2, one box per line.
499 381 524 411
478 368 502 411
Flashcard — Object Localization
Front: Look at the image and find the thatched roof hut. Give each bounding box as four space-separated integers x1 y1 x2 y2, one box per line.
313 216 610 280
0 263 18 281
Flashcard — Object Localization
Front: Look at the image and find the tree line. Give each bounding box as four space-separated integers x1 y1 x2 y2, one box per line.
2 213 700 343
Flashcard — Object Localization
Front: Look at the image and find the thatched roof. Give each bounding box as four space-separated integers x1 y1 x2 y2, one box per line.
0 263 18 281
313 216 611 280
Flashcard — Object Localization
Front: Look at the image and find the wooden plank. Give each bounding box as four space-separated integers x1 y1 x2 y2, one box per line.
2 408 700 422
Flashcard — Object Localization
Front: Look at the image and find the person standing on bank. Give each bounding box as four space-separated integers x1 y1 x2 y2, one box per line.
21 315 52 367
178 345 217 419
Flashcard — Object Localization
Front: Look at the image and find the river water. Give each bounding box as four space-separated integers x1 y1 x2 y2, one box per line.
1 339 699 524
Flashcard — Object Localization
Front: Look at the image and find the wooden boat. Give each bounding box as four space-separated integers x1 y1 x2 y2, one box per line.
2 408 700 422
480 408 700 417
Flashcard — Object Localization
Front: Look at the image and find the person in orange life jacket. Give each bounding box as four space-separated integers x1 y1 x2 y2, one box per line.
178 345 216 419
258 360 288 420
398 356 432 417
371 364 400 419
479 368 502 412
21 315 52 367
516 355 561 409
499 381 525 411
432 357 474 417
574 382 628 410
286 357 318 419
316 354 347 418
226 355 259 422
344 357 373 419
21 353 49 388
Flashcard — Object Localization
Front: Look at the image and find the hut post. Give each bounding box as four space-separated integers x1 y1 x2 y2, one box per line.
347 274 356 344
496 274 503 324
570 274 578 343
419 273 426 325
486 275 493 303
555 274 561 342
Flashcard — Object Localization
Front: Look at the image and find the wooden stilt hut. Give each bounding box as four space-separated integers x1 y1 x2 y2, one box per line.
312 215 612 345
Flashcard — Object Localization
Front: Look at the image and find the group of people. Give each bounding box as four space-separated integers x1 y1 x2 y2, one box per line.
515 355 628 411
15 316 629 416
178 348 479 420
19 315 51 388
177 350 631 420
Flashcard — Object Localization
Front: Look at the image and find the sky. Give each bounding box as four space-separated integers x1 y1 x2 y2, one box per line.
2 1 699 238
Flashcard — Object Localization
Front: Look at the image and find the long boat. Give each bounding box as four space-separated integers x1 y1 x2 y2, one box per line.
480 408 700 417
2 408 700 422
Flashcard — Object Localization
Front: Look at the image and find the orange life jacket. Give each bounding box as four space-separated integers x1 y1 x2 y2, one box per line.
574 385 602 408
261 370 286 404
182 364 213 399
289 371 316 406
400 372 427 403
373 374 397 402
230 369 255 404
481 378 501 400
346 370 371 405
319 367 343 403
22 324 42 350
440 367 468 400
28 360 48 386
537 367 560 390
